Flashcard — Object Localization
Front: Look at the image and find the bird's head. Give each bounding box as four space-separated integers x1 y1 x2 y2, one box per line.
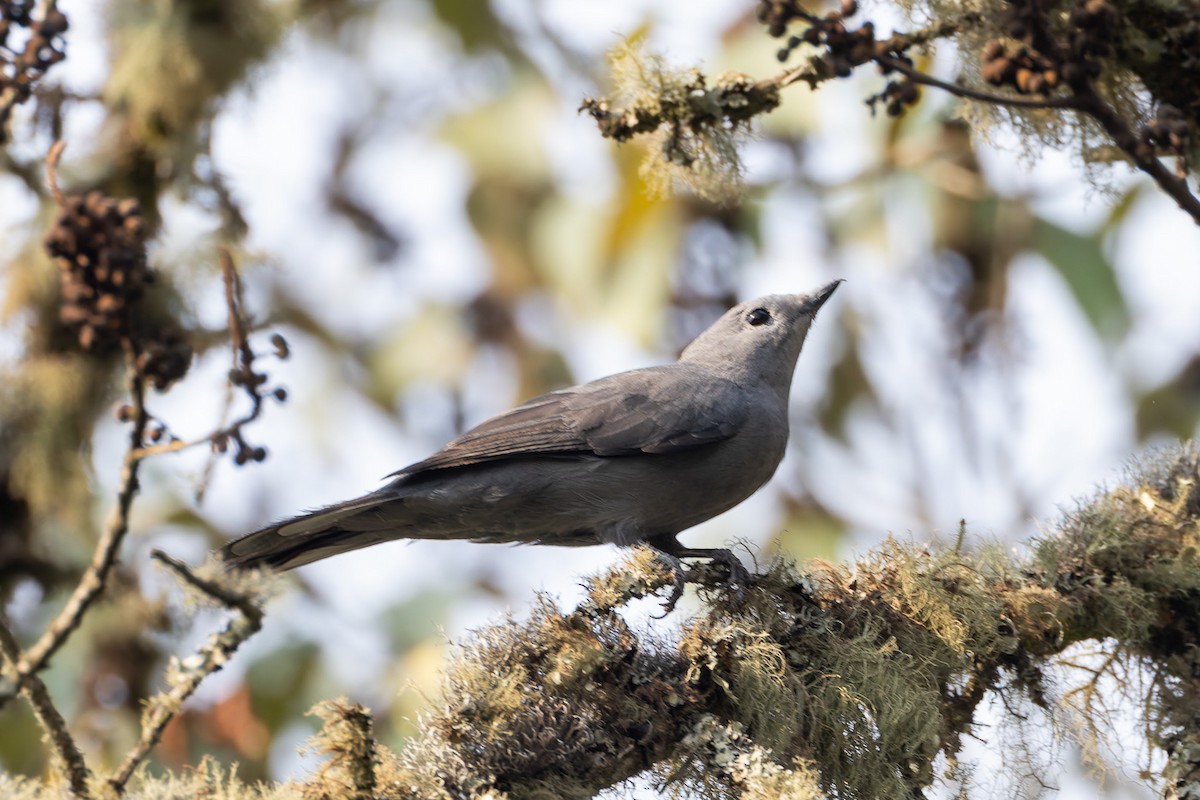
678 280 842 389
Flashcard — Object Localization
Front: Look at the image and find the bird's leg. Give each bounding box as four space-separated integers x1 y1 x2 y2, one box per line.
647 536 751 615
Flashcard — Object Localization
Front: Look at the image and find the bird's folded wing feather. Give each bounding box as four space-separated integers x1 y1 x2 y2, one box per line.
393 366 747 476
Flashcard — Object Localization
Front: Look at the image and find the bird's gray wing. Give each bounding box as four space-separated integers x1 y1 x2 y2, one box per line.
394 366 747 476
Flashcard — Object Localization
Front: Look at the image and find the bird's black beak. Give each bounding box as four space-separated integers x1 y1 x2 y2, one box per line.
801 279 843 316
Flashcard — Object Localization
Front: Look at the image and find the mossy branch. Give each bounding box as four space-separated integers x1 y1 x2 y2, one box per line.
299 699 379 800
360 443 1200 799
6 441 1200 799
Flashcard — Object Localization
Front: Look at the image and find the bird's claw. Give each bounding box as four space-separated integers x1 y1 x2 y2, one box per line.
651 548 750 617
708 549 750 605
651 551 688 619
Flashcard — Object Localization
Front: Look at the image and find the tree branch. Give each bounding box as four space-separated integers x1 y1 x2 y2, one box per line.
106 552 264 794
0 339 150 710
130 250 278 469
1068 87 1200 224
873 54 1085 111
0 0 66 145
872 55 1200 225
0 615 93 798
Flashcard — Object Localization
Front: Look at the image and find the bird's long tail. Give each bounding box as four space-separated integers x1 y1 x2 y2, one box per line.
220 492 398 572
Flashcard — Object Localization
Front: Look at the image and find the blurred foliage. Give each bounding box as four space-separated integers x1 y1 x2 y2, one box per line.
0 0 1196 795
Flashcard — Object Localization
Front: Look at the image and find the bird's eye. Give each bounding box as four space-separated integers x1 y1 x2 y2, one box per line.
747 308 772 326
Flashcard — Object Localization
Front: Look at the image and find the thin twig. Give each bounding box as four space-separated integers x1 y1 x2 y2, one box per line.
0 338 149 709
45 139 66 205
872 55 1085 111
107 551 264 793
149 550 262 619
0 615 93 798
129 249 271 465
222 248 254 371
772 61 828 91
3 149 45 194
1070 87 1200 224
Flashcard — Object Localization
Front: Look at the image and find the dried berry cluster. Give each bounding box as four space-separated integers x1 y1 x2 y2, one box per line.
44 189 198 390
871 78 921 118
981 41 1061 95
766 0 871 74
1138 105 1191 177
1062 0 1119 84
0 1 68 109
136 327 194 391
760 0 922 117
213 430 267 466
982 0 1117 95
44 191 150 350
208 332 289 466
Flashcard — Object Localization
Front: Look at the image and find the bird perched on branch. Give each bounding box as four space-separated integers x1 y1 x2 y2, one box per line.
222 280 841 606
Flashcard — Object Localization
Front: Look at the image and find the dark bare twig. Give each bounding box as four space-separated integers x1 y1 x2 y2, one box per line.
222 248 254 373
872 56 1200 225
871 55 1084 111
1069 87 1200 224
130 249 279 473
107 551 264 793
0 614 93 798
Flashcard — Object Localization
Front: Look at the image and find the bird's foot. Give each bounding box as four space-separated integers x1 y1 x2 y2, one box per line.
649 546 750 617
700 548 750 605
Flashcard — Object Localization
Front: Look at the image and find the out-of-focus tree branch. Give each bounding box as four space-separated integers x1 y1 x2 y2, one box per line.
0 153 279 791
106 551 265 794
583 0 1200 224
0 615 92 798
0 0 67 143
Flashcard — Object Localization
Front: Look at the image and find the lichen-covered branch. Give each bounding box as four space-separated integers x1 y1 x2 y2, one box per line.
106 552 265 794
0 153 281 794
583 0 1200 223
579 50 783 204
300 698 379 800
363 444 1200 799
0 615 92 799
580 74 782 145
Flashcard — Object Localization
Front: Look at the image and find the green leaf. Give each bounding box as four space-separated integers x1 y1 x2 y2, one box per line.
247 641 322 730
1135 356 1200 440
1032 217 1129 340
429 0 506 53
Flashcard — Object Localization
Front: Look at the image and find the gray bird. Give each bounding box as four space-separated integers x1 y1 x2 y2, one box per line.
222 280 841 602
